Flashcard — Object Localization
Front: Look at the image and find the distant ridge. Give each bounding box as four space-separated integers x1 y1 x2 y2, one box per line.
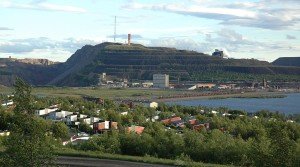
1 43 300 86
47 43 300 86
272 57 300 67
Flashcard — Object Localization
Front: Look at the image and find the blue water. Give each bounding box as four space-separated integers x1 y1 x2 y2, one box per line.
166 93 300 114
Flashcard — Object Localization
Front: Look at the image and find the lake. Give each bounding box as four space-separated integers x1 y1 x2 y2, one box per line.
166 93 300 114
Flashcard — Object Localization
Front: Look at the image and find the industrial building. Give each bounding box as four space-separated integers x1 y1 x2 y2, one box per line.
153 74 169 88
212 49 225 58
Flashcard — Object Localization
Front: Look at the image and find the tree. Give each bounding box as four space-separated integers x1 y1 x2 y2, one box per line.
0 109 12 130
78 122 93 134
13 78 34 115
1 78 55 167
51 122 69 140
268 123 296 167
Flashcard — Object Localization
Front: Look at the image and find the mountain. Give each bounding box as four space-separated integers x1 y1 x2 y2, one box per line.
0 58 61 86
272 57 300 67
1 43 300 86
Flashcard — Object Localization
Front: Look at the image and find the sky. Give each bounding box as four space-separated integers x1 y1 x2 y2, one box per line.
0 0 299 62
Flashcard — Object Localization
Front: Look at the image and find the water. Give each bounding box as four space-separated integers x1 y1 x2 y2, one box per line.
166 93 300 114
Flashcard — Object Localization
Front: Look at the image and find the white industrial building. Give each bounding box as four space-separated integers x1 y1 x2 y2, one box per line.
153 74 169 88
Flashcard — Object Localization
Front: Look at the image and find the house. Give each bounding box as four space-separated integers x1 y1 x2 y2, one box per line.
0 130 10 136
90 117 100 123
35 107 58 116
1 100 13 107
46 110 73 120
142 82 153 88
218 85 230 89
193 123 210 131
188 119 197 125
82 117 91 125
66 114 78 125
93 121 118 133
161 116 181 125
171 120 185 128
211 110 219 115
120 111 128 115
222 113 232 117
79 114 88 119
125 125 145 135
149 102 158 108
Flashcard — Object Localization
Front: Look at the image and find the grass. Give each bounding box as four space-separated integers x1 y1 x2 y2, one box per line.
55 148 231 167
0 86 290 102
0 86 185 100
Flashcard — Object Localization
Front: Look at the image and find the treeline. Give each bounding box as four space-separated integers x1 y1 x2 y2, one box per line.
70 117 300 166
70 103 300 166
1 84 300 166
190 71 300 82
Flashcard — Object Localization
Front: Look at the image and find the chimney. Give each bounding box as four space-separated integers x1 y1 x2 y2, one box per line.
128 34 131 45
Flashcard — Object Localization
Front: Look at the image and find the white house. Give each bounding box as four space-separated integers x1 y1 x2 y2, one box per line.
66 114 78 125
149 102 158 108
82 117 91 125
222 113 232 117
46 110 73 120
91 117 100 123
79 114 88 119
120 111 128 115
35 107 58 116
1 101 13 107
211 110 219 115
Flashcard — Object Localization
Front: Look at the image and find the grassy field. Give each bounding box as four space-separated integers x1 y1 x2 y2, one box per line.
0 86 289 102
0 87 184 99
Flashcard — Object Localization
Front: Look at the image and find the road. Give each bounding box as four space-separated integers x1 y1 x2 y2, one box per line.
57 156 174 167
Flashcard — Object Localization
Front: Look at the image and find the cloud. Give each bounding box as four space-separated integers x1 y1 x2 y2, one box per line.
0 0 86 13
123 1 300 30
286 34 297 40
0 27 13 30
147 28 297 61
0 37 97 54
150 37 212 53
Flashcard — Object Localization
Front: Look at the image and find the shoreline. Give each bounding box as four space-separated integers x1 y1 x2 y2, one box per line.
156 91 291 102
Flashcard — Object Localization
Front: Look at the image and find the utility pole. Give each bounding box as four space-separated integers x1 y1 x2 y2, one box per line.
114 16 116 42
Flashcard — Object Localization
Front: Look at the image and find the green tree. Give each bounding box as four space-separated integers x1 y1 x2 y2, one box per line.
78 122 93 134
0 110 12 130
1 78 55 167
51 122 69 140
13 78 34 115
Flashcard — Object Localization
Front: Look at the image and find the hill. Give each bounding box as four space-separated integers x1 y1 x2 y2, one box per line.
48 43 300 86
0 58 61 86
272 57 300 67
1 43 300 86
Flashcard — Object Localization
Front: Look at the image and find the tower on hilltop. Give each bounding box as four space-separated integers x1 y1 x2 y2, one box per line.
128 34 131 45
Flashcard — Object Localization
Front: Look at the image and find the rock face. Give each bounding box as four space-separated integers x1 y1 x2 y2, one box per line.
0 58 61 86
15 58 58 66
1 43 300 87
273 57 300 67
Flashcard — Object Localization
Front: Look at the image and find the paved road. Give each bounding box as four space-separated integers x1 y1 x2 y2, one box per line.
57 156 174 167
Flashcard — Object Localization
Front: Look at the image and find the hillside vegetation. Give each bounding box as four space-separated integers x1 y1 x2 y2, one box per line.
273 57 300 67
1 43 300 86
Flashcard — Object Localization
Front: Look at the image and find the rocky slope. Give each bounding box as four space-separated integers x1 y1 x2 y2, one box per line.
1 43 300 86
272 57 300 67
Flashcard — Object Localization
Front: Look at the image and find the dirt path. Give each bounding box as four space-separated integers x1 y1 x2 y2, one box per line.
57 156 174 167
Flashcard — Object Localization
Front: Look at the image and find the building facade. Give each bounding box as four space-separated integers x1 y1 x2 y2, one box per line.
153 74 169 88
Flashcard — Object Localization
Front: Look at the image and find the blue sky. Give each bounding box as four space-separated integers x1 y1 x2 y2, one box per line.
0 0 299 62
